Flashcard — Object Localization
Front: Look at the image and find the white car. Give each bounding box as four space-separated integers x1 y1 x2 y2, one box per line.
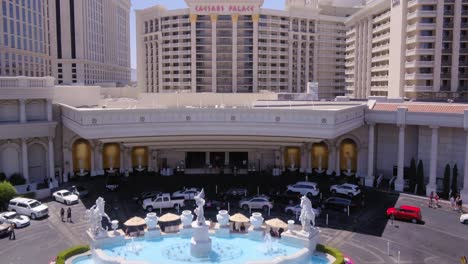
0 211 30 228
330 183 361 197
461 214 468 224
284 204 321 217
52 190 79 205
8 198 49 220
287 181 320 196
172 188 200 200
239 196 274 211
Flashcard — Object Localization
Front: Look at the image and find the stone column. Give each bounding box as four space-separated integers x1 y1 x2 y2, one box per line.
461 131 468 200
336 145 341 176
252 14 259 93
366 124 375 187
21 138 29 182
395 125 405 191
232 14 238 93
300 145 307 172
48 137 55 182
211 14 217 93
19 99 26 123
190 14 197 93
426 126 439 195
46 99 53 121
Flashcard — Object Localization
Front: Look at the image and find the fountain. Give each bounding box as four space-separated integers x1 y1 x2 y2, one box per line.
76 159 88 177
314 155 325 174
343 152 354 176
77 192 333 264
135 155 145 172
107 156 116 174
288 153 297 172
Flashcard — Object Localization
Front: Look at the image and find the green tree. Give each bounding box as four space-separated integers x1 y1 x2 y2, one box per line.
416 160 425 195
442 164 451 198
451 164 458 196
0 181 16 211
409 158 417 193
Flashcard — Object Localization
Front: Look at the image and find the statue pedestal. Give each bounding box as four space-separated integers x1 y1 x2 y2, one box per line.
180 225 193 238
281 227 320 251
190 221 212 258
144 227 161 240
248 225 264 241
87 230 124 249
214 223 230 238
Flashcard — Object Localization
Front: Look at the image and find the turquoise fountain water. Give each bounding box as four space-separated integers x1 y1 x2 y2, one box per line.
71 235 331 264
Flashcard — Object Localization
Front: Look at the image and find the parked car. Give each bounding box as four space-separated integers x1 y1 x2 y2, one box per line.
284 204 321 217
460 214 468 224
69 185 89 198
386 205 422 223
287 181 320 197
321 197 357 213
172 188 201 200
220 188 248 198
8 197 49 220
271 190 302 205
142 193 185 212
132 191 163 205
0 211 30 228
205 199 226 210
52 190 79 205
239 196 274 211
0 222 11 236
330 183 361 197
106 176 121 191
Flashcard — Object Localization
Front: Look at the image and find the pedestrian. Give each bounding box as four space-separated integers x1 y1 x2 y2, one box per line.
434 193 440 208
60 207 65 222
457 195 463 213
429 191 434 208
450 194 456 210
8 223 15 240
67 207 72 223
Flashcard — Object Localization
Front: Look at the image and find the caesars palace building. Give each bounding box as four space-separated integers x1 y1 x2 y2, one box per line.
1 76 468 201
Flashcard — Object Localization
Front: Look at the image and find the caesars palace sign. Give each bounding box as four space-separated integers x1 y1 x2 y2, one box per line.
193 4 259 14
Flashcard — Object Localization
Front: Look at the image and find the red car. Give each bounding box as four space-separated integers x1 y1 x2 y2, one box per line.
386 205 422 223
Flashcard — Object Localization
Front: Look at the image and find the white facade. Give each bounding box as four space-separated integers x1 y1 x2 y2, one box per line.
0 0 56 77
346 0 468 100
0 76 57 185
54 0 131 86
136 0 362 99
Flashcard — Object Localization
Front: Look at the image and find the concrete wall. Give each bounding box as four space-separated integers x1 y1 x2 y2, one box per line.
54 86 101 107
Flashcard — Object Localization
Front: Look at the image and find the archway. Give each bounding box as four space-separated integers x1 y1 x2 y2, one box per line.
311 142 328 171
132 147 148 169
339 138 358 174
284 147 300 170
28 144 47 183
1 146 20 178
72 138 92 174
102 143 120 171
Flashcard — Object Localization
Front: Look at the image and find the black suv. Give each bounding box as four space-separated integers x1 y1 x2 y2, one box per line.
321 197 358 213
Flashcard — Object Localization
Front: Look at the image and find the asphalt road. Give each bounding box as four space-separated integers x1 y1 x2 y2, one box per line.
0 176 466 264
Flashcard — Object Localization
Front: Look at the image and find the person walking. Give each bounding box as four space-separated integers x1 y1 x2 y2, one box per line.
457 195 463 213
434 193 440 208
8 223 15 240
60 207 65 222
429 191 434 208
450 194 456 210
67 207 72 223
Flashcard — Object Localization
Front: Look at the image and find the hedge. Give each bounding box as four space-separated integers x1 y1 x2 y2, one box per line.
316 244 345 264
56 245 90 264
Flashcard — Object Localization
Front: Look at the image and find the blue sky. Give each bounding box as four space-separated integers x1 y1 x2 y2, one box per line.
130 0 285 69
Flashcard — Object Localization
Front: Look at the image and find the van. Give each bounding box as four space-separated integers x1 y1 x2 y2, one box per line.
8 198 49 220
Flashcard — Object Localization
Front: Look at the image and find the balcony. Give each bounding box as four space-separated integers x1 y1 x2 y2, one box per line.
406 48 435 56
405 60 434 67
372 33 390 44
373 12 391 24
371 54 390 63
444 10 454 16
372 22 390 34
370 85 389 91
405 73 434 79
404 85 433 91
462 23 468 28
407 22 436 32
442 48 453 53
441 60 452 66
371 75 389 81
440 72 451 78
407 0 437 7
372 44 389 53
444 22 454 28
371 64 389 71
460 48 468 53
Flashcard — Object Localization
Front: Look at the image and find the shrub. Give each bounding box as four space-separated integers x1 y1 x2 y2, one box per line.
408 158 417 193
0 181 17 211
9 173 26 186
56 245 90 264
17 192 35 199
442 164 451 198
416 160 425 195
452 164 458 196
316 244 345 264
36 182 48 190
0 172 6 182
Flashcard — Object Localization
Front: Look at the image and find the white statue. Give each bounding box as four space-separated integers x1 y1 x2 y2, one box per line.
299 195 316 233
85 197 111 237
194 189 206 226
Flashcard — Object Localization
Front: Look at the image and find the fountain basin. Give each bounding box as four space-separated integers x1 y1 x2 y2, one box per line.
72 234 334 264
